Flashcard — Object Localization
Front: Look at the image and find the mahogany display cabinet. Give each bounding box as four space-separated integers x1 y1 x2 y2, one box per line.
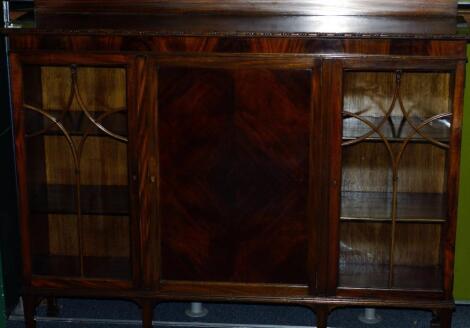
2 0 470 327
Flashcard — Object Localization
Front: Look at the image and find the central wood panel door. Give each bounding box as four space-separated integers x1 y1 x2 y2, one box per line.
151 55 324 295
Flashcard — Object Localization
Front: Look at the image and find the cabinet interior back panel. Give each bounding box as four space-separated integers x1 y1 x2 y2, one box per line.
157 67 312 284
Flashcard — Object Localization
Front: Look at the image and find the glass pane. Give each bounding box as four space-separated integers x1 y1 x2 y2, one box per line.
23 65 131 279
342 72 451 143
341 142 393 221
339 222 390 288
339 70 451 290
392 223 442 290
396 143 448 222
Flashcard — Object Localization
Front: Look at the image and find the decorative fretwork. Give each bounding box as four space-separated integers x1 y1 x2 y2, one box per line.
341 70 451 288
23 65 127 278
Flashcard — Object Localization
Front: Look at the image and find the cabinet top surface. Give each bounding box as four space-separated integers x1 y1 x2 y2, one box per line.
3 13 470 39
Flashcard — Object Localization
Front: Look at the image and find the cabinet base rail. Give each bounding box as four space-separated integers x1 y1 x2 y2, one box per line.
19 291 455 328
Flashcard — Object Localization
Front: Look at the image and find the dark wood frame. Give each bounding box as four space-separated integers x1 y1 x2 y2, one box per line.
325 58 466 302
10 53 141 291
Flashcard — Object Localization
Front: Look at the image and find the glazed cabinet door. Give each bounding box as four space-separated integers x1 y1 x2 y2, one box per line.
146 55 327 296
11 54 139 288
326 59 465 297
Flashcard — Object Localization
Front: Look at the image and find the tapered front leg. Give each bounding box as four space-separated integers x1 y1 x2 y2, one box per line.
430 308 452 328
22 295 37 328
316 306 329 328
141 300 155 328
46 297 60 317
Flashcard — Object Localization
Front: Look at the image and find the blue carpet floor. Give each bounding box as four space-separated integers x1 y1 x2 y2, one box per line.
5 299 470 327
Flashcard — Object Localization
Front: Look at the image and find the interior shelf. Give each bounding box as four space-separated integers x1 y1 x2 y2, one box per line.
341 191 447 222
339 263 389 289
339 263 442 290
342 115 450 143
29 184 129 216
392 265 442 290
32 255 131 279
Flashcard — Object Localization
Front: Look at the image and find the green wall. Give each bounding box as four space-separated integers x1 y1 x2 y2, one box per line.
454 45 470 301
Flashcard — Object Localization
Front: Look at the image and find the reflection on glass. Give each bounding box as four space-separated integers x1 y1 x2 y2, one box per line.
23 65 131 279
339 70 450 290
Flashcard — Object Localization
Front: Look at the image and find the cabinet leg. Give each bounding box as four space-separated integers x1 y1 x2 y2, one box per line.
141 300 154 328
46 297 60 317
430 309 452 328
23 295 37 328
316 306 329 328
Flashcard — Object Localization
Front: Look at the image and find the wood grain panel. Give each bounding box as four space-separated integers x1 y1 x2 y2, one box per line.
43 136 128 186
9 36 467 60
40 67 72 110
342 143 392 193
42 135 75 185
343 40 391 55
82 215 130 257
78 137 128 186
48 214 79 256
344 72 450 118
35 0 457 16
392 223 442 290
344 72 396 118
75 67 126 111
393 223 441 267
82 256 130 279
158 66 312 284
41 67 126 112
397 144 447 194
340 222 391 266
342 143 447 194
29 185 129 215
401 73 450 118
